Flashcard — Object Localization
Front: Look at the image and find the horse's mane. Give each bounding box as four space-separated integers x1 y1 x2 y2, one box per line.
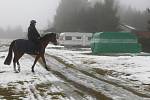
40 33 55 42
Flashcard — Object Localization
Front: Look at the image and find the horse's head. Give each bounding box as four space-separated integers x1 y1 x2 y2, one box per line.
42 33 58 45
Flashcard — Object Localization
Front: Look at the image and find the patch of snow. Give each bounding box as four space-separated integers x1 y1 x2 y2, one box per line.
0 52 62 84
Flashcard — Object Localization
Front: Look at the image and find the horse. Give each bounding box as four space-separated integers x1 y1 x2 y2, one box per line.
4 33 57 73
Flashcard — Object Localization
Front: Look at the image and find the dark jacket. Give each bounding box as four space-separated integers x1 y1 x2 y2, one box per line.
28 24 40 44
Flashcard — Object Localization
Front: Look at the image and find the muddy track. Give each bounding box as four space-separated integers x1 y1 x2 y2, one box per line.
44 53 150 100
31 71 92 100
46 55 150 98
38 62 99 99
36 70 96 100
39 57 111 100
48 54 150 98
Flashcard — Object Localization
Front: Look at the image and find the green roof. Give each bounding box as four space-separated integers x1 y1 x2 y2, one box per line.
94 32 137 39
91 32 141 53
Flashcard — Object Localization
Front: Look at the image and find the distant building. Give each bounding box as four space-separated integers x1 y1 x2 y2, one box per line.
120 24 137 33
120 24 150 38
91 32 141 54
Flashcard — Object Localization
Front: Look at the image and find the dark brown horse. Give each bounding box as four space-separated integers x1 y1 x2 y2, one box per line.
4 33 57 73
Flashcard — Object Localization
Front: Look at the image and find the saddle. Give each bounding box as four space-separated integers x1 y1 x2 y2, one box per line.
15 39 42 54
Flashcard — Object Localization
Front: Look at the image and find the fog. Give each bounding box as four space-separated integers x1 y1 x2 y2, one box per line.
119 0 150 11
0 0 149 32
0 0 60 31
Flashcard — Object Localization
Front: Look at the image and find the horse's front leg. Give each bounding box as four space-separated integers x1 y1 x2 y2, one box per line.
17 61 21 72
41 54 49 71
32 55 40 72
13 62 17 72
13 58 17 73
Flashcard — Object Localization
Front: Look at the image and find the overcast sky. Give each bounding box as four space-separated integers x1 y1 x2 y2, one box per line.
0 0 149 31
0 0 60 31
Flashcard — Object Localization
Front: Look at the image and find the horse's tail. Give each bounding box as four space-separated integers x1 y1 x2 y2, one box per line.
4 41 15 65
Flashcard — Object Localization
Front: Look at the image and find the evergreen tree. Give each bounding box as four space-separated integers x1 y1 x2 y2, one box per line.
87 0 120 32
102 0 120 31
54 0 88 32
53 0 120 32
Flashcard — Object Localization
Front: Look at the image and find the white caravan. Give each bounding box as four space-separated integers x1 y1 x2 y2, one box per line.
58 32 93 47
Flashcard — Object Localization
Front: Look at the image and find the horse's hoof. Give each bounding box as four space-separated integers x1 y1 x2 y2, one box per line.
45 67 49 71
18 69 20 72
14 71 19 73
32 70 35 73
46 68 51 71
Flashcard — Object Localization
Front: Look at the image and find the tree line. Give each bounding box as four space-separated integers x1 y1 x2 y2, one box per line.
46 0 150 33
0 26 24 39
52 0 120 33
118 6 150 31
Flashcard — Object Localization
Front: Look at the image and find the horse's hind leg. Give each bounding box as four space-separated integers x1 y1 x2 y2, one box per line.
13 56 17 73
16 53 24 72
13 52 24 73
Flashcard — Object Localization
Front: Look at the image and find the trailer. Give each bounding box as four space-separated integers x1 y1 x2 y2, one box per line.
58 32 93 47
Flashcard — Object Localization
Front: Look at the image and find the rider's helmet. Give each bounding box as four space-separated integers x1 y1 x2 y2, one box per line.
30 20 36 24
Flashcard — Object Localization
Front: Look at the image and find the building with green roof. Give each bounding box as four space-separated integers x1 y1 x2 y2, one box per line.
91 32 141 54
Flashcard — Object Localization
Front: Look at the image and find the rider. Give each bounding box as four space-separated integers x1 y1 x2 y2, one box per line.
28 20 41 54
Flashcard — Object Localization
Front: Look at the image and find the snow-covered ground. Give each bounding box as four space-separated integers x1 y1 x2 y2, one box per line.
46 44 150 85
0 40 96 100
0 52 60 85
1 39 150 99
0 51 65 99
